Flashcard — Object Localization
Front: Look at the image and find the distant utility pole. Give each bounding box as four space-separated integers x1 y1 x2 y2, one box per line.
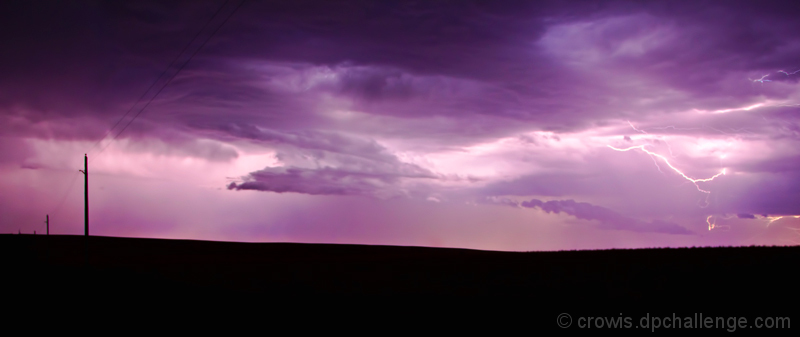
78 154 88 236
45 214 49 235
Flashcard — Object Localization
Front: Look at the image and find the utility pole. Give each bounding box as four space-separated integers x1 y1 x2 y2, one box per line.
79 154 89 266
78 154 88 236
45 214 49 235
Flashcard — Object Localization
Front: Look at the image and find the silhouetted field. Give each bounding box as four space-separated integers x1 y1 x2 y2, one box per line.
2 234 797 318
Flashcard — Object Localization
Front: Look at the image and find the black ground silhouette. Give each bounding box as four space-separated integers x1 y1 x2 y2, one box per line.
2 234 797 326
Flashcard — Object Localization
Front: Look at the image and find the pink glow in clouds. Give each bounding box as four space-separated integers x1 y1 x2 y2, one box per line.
2 0 800 250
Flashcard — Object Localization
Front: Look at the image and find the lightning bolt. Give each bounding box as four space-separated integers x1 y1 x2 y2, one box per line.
625 122 668 172
692 99 800 115
617 72 799 234
748 215 800 244
764 215 800 226
607 144 726 207
647 125 704 132
750 74 772 84
706 215 731 231
627 120 647 134
746 68 800 85
727 127 757 135
766 216 784 225
626 121 679 158
713 102 766 114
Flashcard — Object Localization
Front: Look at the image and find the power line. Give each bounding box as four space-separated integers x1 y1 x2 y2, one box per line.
48 168 82 217
86 0 233 158
92 0 247 162
47 0 247 218
50 1 231 218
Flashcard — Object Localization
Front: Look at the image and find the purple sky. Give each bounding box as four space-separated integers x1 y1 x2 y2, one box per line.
2 0 800 251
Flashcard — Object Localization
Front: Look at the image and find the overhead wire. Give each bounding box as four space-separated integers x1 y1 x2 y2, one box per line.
90 0 247 163
46 0 246 221
85 0 232 158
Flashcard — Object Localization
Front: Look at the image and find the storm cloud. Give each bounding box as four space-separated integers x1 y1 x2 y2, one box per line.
514 198 693 235
2 0 800 249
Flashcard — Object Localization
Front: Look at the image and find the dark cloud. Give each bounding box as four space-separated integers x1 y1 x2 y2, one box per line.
5 0 800 141
216 123 413 165
226 167 386 196
20 163 43 170
220 124 440 197
0 0 228 115
227 165 436 198
518 198 692 235
737 213 756 219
